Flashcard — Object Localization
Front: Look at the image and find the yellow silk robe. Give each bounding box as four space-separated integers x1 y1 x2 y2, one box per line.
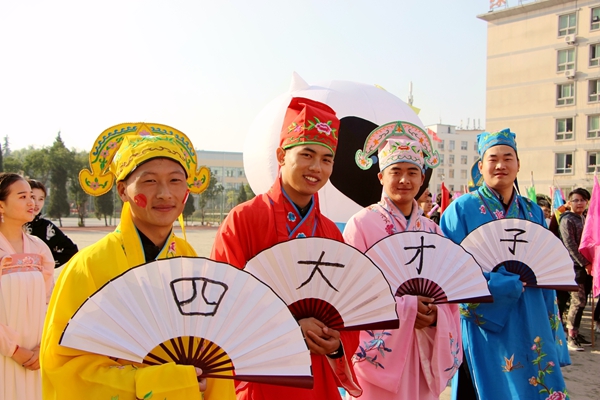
40 204 235 400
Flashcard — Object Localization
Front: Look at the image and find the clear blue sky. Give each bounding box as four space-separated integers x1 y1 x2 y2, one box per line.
0 0 489 152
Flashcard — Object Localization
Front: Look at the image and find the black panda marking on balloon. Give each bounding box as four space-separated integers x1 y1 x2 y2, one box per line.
330 116 433 208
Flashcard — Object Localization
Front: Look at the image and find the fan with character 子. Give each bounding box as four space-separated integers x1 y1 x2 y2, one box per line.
59 257 313 388
243 237 399 331
365 231 492 304
460 219 577 291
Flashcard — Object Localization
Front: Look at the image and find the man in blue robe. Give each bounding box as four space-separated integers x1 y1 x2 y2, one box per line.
440 129 570 400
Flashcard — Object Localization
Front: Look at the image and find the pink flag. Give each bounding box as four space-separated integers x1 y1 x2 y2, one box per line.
579 175 600 296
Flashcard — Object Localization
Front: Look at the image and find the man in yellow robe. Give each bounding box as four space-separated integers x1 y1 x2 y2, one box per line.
40 123 235 400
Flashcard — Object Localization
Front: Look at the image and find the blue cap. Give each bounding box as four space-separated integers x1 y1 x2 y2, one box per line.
477 128 517 158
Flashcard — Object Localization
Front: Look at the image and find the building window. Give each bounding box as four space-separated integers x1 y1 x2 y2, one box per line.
438 140 445 150
461 141 468 150
449 184 455 192
437 169 445 179
592 7 600 30
557 48 575 71
558 13 576 37
449 140 455 151
555 153 573 174
588 115 600 138
449 155 455 165
449 169 455 179
590 43 600 66
588 151 600 173
590 79 600 102
461 155 468 164
473 142 478 151
461 169 467 179
474 156 479 162
556 117 574 140
557 83 575 106
439 154 445 166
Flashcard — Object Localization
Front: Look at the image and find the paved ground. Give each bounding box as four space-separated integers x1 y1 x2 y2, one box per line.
56 220 600 400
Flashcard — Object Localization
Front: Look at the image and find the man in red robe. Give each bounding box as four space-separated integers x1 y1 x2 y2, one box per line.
211 97 362 400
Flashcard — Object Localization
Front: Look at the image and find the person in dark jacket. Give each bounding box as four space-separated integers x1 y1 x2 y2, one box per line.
559 187 592 351
24 179 78 268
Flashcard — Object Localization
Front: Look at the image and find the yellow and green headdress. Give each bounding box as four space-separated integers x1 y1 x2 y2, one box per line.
79 122 210 196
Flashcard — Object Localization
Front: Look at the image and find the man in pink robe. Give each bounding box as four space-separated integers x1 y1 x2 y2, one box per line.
343 122 462 400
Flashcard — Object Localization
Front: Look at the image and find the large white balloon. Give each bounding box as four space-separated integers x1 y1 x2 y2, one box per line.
243 72 424 225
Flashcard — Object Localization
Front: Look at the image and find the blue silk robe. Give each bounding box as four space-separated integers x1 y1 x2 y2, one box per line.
440 184 570 400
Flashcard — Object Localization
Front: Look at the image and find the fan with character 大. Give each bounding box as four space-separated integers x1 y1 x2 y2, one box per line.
243 237 399 331
365 231 492 303
59 257 313 388
459 219 577 291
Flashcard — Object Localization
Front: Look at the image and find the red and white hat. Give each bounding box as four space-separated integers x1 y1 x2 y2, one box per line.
279 97 340 155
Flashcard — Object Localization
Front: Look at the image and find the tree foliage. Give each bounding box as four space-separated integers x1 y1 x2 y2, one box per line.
68 151 89 227
23 148 51 183
95 186 115 226
3 136 10 157
3 156 22 173
245 184 256 201
237 185 247 205
47 133 72 226
183 193 196 224
197 169 223 225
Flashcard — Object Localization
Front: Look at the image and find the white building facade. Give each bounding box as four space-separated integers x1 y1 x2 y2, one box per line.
426 124 483 195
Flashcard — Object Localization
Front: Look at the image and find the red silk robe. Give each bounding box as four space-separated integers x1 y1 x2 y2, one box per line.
211 179 362 400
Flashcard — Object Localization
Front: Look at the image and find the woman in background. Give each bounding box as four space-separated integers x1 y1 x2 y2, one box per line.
24 180 78 268
0 173 54 399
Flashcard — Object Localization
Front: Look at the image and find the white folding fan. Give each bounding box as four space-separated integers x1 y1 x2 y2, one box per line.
460 219 577 291
60 257 313 388
365 231 492 304
243 237 399 331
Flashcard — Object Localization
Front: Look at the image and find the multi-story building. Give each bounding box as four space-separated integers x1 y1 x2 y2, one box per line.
196 150 248 191
426 124 483 195
478 0 600 194
195 150 250 219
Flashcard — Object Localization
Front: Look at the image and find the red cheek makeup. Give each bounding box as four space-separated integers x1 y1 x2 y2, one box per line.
134 194 148 208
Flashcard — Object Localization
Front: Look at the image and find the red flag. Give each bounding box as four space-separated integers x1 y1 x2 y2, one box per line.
440 182 450 214
490 0 506 9
579 175 600 296
427 128 442 143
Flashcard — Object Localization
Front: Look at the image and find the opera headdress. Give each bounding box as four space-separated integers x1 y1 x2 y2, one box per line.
355 121 440 172
79 122 210 196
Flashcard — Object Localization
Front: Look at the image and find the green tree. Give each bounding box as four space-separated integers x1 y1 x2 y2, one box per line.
68 151 88 227
245 184 256 201
94 186 115 226
23 148 51 183
47 133 72 226
3 136 10 157
183 193 196 225
197 169 223 225
237 184 247 205
225 189 236 210
3 156 22 173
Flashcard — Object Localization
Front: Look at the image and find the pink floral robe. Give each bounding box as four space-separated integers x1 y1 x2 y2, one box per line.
343 195 462 400
0 231 54 400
